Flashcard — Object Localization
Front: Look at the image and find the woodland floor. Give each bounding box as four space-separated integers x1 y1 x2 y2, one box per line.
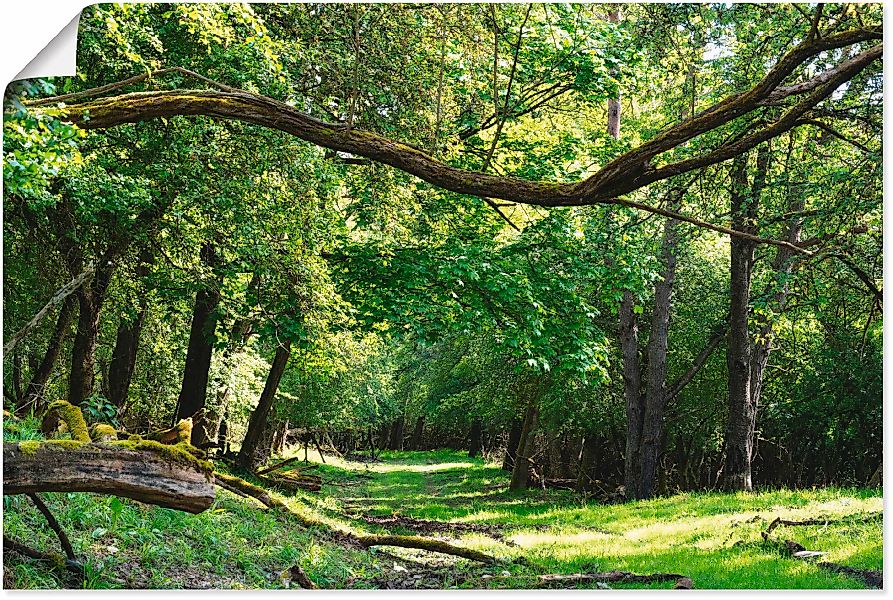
2 438 883 590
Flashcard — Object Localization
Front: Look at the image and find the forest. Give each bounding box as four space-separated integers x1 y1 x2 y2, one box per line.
1 2 883 590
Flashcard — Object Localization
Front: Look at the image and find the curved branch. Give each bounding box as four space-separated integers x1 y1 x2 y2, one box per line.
21 27 880 251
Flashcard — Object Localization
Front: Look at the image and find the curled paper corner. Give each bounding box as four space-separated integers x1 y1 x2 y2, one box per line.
13 12 81 83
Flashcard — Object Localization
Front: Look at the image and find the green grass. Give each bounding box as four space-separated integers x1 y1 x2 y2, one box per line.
2 427 882 589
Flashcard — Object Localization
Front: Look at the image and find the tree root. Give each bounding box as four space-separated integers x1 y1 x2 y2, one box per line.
213 471 497 564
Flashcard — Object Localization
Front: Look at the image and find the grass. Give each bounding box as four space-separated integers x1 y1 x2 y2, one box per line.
2 421 883 590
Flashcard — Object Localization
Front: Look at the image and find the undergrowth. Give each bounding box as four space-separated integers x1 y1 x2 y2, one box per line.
2 419 882 589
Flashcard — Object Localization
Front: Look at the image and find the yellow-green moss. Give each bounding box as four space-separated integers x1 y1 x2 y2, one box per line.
18 440 41 455
114 438 214 475
45 439 88 450
16 439 87 456
45 400 91 442
146 418 192 444
128 434 143 441
89 423 118 441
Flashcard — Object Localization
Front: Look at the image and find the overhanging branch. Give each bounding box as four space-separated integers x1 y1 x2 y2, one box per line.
20 27 880 251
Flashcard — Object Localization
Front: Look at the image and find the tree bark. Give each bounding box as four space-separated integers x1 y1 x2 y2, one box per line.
19 296 76 413
468 419 483 457
388 416 405 450
107 295 147 408
620 290 644 499
637 213 679 499
510 393 540 490
502 418 523 471
175 244 221 438
68 262 115 406
409 415 425 450
236 340 292 471
722 147 768 491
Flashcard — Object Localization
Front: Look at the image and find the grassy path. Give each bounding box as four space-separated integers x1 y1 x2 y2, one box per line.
310 450 882 589
3 447 883 589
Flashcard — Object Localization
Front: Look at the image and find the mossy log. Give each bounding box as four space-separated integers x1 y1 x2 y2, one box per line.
4 440 215 513
41 400 91 442
356 534 496 564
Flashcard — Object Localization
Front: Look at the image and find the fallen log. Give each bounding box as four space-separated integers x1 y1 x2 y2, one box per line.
4 440 215 513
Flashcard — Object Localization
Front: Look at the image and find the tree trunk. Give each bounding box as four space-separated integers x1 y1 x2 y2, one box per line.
19 296 76 413
388 416 405 450
409 415 425 450
620 291 645 499
107 296 147 408
68 263 114 406
502 418 523 471
510 397 539 491
468 419 483 457
576 434 600 491
637 213 679 499
722 150 766 491
175 244 221 439
236 340 292 471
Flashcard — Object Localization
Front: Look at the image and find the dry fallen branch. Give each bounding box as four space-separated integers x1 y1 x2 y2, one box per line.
357 534 496 564
763 512 882 537
3 535 84 576
27 493 76 562
255 456 304 476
